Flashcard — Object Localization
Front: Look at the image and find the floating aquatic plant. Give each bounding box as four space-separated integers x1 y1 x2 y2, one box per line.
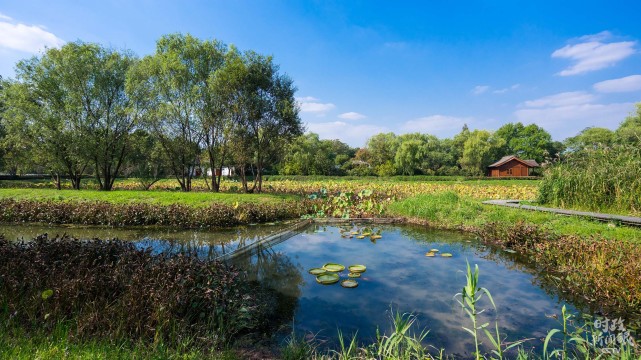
348 265 366 273
316 273 340 285
341 279 358 288
323 263 346 272
308 268 327 275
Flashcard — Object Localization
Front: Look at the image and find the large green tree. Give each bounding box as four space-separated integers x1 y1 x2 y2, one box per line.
494 122 557 163
564 127 615 152
127 34 222 192
366 132 398 176
616 103 641 145
9 42 136 190
280 133 354 176
460 130 505 175
230 51 303 192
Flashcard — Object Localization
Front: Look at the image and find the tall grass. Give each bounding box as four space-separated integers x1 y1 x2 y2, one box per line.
538 145 641 215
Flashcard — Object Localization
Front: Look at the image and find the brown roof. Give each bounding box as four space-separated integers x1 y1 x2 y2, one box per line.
488 155 539 168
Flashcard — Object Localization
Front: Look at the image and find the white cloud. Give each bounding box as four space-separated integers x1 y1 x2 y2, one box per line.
0 15 64 53
306 121 389 147
552 31 637 76
338 112 366 120
522 91 596 108
401 115 473 137
492 84 520 94
516 90 636 138
296 96 319 102
593 75 641 93
296 96 335 115
472 85 490 95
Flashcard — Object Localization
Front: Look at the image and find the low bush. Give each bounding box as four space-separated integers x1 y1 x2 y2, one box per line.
0 199 312 228
0 235 277 348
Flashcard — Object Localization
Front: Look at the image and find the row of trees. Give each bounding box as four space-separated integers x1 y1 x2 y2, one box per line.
279 107 641 177
280 123 562 176
0 34 302 191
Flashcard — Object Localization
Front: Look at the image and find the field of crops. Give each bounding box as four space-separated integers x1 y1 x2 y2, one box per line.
0 177 540 201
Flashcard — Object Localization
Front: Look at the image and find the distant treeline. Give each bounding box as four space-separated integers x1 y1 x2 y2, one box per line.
278 105 640 176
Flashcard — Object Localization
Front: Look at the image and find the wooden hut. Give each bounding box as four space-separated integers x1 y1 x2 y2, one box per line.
487 155 539 177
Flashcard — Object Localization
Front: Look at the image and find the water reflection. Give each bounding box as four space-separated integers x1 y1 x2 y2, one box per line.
235 224 577 356
0 222 294 259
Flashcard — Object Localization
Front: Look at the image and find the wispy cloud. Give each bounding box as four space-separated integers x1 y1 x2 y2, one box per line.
296 96 335 115
516 90 635 138
593 75 641 93
306 121 389 146
338 112 366 120
401 115 472 137
492 84 520 94
523 91 596 108
0 14 64 53
552 31 637 76
471 85 490 95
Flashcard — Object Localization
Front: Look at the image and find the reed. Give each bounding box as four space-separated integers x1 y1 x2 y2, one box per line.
538 145 641 215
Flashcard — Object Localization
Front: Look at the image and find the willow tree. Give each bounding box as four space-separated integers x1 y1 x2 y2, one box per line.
229 51 303 193
9 42 136 190
127 34 226 192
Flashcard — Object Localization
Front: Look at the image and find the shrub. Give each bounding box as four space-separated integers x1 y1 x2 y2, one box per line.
0 234 276 348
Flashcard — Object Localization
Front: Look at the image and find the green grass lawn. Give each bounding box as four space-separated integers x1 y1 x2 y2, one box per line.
0 188 299 207
388 191 641 243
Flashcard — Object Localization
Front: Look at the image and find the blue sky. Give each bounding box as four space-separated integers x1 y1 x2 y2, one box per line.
1 1 640 146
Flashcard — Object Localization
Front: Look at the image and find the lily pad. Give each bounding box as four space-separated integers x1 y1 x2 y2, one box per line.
341 279 359 288
308 268 327 275
429 249 439 253
316 273 340 285
350 231 359 235
370 234 382 240
425 252 435 257
356 235 366 239
323 263 346 272
348 264 366 273
348 272 361 278
441 253 453 257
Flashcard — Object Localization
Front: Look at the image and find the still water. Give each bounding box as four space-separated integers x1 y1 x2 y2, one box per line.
234 223 574 356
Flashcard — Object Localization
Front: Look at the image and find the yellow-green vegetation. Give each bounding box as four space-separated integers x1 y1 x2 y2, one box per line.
0 188 298 207
0 177 540 200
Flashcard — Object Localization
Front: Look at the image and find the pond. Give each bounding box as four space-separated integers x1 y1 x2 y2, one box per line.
233 223 576 356
1 221 586 356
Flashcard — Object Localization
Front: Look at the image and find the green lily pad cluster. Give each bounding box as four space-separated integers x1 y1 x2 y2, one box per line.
425 249 453 258
339 227 383 241
308 263 367 288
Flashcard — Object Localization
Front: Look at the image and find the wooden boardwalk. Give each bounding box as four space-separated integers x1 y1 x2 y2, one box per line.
482 200 641 227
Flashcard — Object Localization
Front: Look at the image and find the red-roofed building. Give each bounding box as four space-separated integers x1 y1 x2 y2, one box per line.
487 155 539 177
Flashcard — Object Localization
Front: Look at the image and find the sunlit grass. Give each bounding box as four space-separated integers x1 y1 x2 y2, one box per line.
0 188 299 207
388 192 641 243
